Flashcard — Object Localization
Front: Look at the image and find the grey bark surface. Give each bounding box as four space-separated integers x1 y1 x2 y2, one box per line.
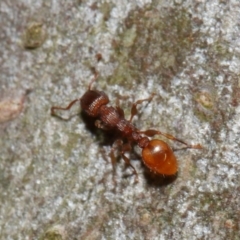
0 0 239 239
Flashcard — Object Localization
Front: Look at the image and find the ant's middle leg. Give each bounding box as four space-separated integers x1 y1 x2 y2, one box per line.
113 93 154 122
110 140 138 182
109 139 122 177
120 143 139 182
139 129 202 149
129 94 155 122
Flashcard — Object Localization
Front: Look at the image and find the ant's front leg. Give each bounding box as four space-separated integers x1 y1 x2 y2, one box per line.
51 99 80 117
139 129 202 149
115 98 125 119
95 119 110 130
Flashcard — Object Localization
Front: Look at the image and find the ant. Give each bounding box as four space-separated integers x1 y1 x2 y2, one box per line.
51 73 202 180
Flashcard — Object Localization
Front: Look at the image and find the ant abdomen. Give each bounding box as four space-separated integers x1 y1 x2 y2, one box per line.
81 90 109 117
142 139 177 175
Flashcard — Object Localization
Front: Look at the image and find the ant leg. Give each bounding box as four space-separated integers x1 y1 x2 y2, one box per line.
51 99 80 116
139 129 202 149
120 143 139 182
115 98 125 118
110 140 138 182
95 119 109 130
129 94 155 122
109 139 122 178
51 73 99 116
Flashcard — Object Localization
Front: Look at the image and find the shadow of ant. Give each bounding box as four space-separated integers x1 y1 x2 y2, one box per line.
81 111 118 144
143 168 178 187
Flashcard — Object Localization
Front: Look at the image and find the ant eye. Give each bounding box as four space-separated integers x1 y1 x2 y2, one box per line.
81 90 109 117
142 139 178 175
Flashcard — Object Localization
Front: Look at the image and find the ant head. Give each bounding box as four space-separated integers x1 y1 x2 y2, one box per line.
81 90 109 117
142 139 178 176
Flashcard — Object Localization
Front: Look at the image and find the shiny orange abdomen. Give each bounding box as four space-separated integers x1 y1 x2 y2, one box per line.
142 139 178 175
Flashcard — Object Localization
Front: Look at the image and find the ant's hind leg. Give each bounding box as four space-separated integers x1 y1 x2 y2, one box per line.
140 129 202 149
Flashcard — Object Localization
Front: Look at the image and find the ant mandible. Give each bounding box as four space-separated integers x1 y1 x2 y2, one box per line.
51 73 202 179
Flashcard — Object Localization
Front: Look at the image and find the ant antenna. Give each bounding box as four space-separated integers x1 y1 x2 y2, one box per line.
88 72 99 90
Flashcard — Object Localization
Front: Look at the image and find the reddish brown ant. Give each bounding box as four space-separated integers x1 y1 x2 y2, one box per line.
51 73 202 179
